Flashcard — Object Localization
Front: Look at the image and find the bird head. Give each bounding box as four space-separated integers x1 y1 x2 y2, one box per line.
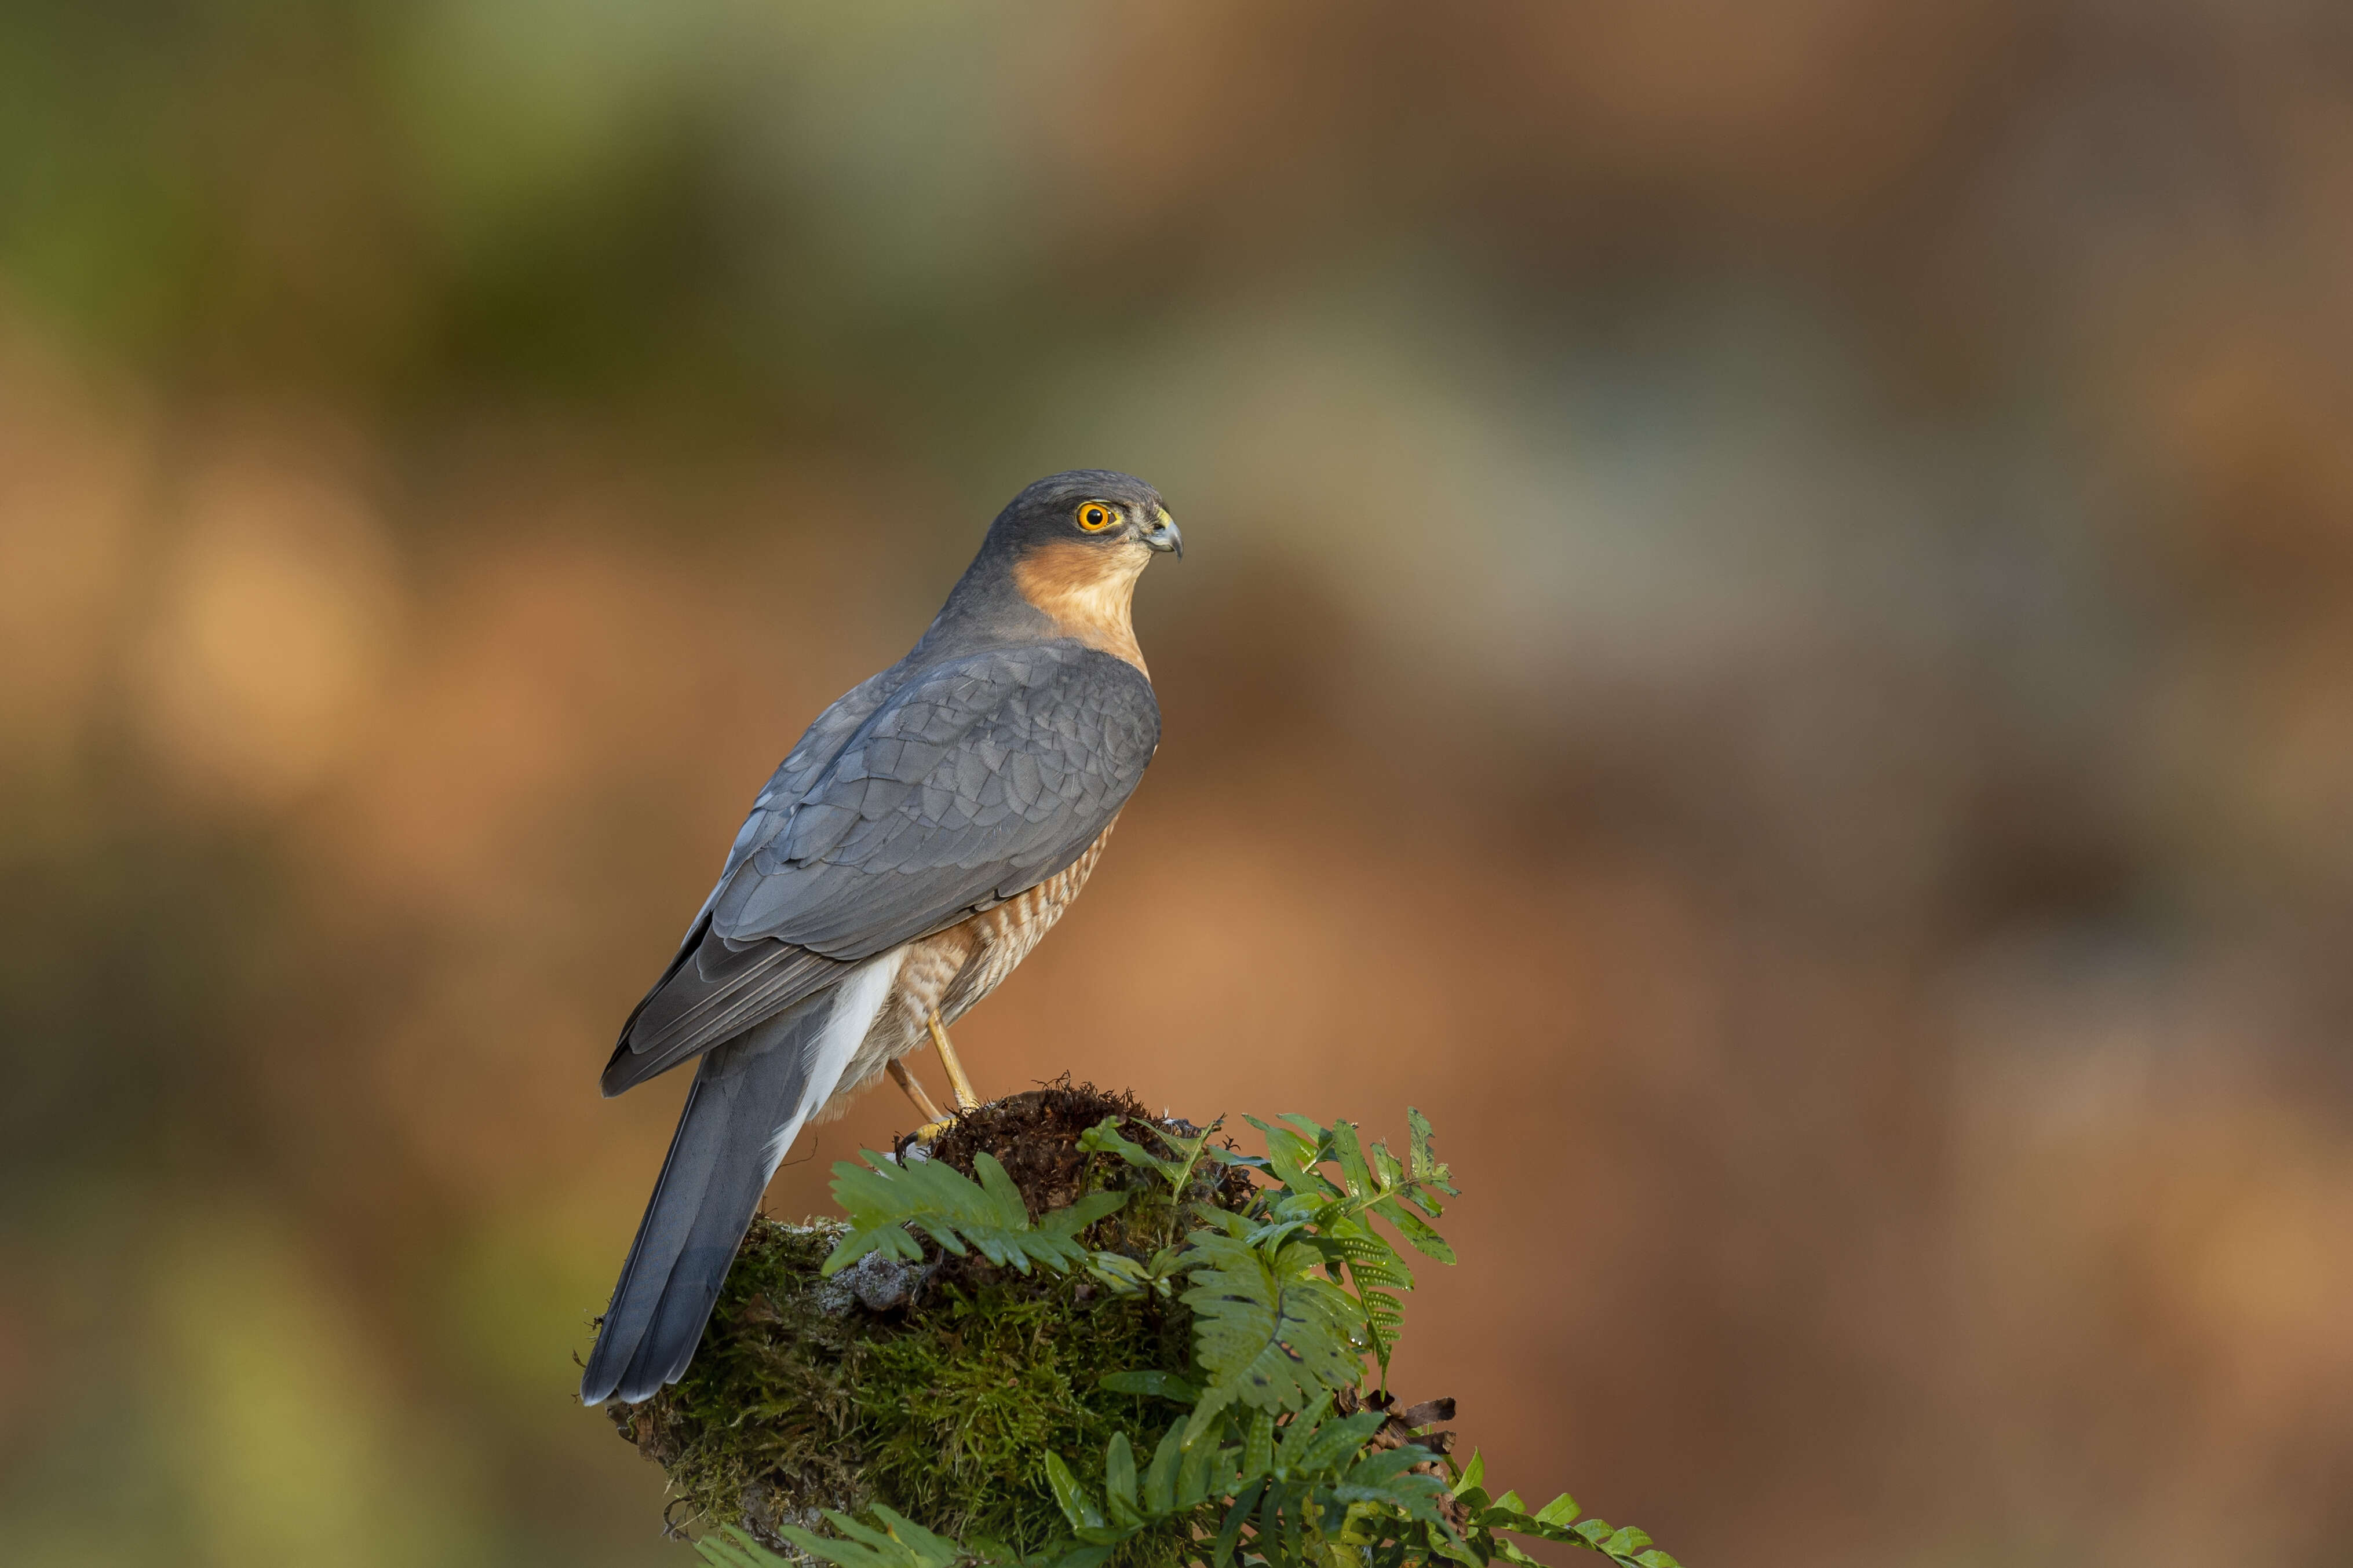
988 469 1182 562
962 469 1180 674
927 470 1185 672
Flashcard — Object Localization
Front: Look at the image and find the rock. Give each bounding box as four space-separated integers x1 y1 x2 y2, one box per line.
815 1247 926 1315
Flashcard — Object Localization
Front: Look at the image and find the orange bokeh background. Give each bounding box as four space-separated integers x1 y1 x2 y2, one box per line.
5 5 2352 1565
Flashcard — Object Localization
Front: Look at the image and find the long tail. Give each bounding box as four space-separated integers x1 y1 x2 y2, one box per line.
580 952 903 1406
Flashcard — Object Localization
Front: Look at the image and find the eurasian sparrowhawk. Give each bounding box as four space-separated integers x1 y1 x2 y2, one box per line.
579 471 1181 1406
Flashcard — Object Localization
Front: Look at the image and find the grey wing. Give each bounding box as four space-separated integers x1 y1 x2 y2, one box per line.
601 668 902 1096
717 666 907 888
709 641 1161 959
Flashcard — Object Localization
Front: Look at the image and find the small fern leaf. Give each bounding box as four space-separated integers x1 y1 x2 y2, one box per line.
1142 1424 1184 1514
1333 1449 1451 1525
1102 1432 1141 1525
1295 1409 1388 1476
1602 1525 1652 1557
1406 1107 1453 1193
1370 1193 1455 1264
1044 1451 1104 1534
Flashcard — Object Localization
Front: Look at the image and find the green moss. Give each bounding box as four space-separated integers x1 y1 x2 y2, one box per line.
855 1278 1194 1559
607 1085 1237 1563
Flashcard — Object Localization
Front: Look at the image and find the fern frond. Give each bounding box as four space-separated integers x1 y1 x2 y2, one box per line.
1180 1230 1363 1442
1243 1116 1341 1201
1325 1227 1416 1291
761 1508 967 1568
822 1151 1127 1276
1078 1115 1226 1201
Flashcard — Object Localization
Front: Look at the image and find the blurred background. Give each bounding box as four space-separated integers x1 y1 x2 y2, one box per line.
5 2 2352 1564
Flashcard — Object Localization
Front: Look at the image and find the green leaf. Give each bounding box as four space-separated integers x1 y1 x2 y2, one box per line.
1239 1409 1275 1483
1174 1427 1224 1506
1142 1425 1184 1514
1078 1116 1225 1201
1180 1229 1364 1441
867 1508 962 1564
1533 1493 1582 1527
822 1151 1127 1277
1098 1370 1201 1402
1331 1454 1450 1526
1432 1536 1484 1567
1370 1195 1455 1264
1330 1121 1376 1198
973 1153 1026 1220
1406 1108 1453 1196
1243 1116 1334 1198
1325 1227 1414 1291
1602 1526 1652 1556
1082 1252 1154 1296
1362 1289 1405 1343
1453 1451 1486 1496
1343 1447 1431 1489
1632 1552 1681 1568
769 1511 965 1568
1273 1391 1334 1472
1077 1119 1165 1172
697 1529 793 1568
1295 1410 1387 1476
1036 1188 1129 1242
1044 1452 1104 1533
1103 1433 1139 1520
1213 1480 1263 1568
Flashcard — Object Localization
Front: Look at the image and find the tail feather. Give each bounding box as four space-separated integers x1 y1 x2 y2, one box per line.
580 951 903 1406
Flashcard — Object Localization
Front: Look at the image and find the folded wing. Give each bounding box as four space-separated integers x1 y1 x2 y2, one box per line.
601 641 1158 1094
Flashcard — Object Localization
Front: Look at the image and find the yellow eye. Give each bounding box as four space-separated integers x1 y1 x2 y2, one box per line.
1077 502 1118 532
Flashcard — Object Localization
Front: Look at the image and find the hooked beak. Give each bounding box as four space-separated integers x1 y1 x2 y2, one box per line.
1144 507 1183 558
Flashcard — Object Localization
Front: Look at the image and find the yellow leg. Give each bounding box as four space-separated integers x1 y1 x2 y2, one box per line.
927 1011 980 1110
887 1058 944 1124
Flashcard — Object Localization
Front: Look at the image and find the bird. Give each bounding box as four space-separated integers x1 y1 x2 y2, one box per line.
579 470 1182 1407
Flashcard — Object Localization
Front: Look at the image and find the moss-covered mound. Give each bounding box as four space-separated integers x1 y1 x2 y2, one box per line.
607 1083 1251 1552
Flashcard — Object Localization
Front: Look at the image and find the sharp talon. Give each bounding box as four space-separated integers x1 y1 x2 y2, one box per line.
911 1116 957 1143
926 1010 980 1110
